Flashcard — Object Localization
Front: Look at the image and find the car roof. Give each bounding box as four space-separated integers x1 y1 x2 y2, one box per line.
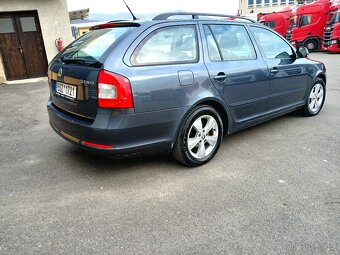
90 12 256 30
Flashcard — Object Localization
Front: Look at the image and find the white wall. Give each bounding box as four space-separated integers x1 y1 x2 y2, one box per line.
240 0 297 15
0 54 5 82
0 0 74 81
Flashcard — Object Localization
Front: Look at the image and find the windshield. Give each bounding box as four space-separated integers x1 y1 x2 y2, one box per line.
291 16 298 28
288 16 298 30
267 21 276 28
328 11 340 25
260 20 276 28
60 27 135 63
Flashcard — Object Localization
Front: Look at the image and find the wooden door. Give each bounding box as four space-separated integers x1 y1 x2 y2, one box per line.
0 11 48 80
0 13 28 80
15 12 48 78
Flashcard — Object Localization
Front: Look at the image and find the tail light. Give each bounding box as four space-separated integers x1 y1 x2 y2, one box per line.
97 70 134 108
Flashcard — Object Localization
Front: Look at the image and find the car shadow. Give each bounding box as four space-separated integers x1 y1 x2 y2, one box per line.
58 110 306 175
65 144 188 175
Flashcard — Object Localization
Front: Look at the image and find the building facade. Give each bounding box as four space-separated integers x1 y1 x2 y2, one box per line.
239 0 314 15
0 0 73 82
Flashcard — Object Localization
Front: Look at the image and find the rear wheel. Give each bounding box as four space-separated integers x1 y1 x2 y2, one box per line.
304 39 318 52
172 105 223 167
303 78 325 116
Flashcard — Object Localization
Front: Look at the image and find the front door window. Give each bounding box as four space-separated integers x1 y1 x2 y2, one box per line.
250 26 294 59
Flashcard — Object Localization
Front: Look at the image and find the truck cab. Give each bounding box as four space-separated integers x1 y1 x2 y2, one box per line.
323 0 340 52
259 7 293 38
287 0 331 52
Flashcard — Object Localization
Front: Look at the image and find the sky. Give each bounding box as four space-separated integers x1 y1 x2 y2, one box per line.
66 0 239 16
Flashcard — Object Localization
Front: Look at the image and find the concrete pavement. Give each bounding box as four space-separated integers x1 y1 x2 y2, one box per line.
0 52 339 254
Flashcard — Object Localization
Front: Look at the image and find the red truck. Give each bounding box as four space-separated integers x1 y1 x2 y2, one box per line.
323 0 340 52
259 6 293 38
287 0 331 52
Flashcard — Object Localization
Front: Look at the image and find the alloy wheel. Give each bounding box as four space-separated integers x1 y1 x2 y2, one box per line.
187 115 219 159
308 83 324 114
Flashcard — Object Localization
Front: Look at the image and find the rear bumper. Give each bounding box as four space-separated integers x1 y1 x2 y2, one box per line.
47 100 188 158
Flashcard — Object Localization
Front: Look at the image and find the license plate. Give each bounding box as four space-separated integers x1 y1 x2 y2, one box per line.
56 82 77 100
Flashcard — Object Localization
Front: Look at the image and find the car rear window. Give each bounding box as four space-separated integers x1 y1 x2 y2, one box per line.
60 27 135 62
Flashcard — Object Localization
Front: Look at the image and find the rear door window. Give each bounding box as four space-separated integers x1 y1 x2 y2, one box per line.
203 26 222 61
60 27 135 63
131 25 198 66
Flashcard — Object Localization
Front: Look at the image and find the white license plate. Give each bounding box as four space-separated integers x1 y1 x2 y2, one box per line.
56 82 77 100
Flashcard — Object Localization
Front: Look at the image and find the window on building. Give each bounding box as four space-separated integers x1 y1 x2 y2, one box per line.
280 0 287 5
20 17 37 32
264 0 270 6
272 0 278 6
248 0 254 8
0 18 15 33
256 0 262 7
297 0 312 3
288 0 295 5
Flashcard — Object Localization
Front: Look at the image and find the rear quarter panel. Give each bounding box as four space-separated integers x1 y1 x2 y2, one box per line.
105 21 225 114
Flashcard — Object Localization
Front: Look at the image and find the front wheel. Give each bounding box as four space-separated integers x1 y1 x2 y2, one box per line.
303 78 325 116
304 39 319 52
172 105 223 167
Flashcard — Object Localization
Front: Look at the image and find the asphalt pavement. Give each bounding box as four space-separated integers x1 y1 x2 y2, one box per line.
0 53 339 254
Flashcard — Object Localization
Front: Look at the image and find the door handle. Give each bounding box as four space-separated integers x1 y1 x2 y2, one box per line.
214 73 228 81
270 67 279 75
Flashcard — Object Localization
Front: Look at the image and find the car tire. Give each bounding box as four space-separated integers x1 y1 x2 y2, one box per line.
303 78 325 117
304 39 318 52
172 105 223 167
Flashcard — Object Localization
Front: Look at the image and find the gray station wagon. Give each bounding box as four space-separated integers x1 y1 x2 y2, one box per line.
47 12 326 166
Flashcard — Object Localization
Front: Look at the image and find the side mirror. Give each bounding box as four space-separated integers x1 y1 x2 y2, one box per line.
297 46 309 58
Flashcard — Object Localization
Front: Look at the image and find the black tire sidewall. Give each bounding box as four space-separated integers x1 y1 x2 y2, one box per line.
180 106 223 166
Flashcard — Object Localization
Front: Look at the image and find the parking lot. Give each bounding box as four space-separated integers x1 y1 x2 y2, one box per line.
0 52 339 254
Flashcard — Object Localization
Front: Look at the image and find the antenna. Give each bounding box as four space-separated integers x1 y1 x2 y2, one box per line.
123 0 138 21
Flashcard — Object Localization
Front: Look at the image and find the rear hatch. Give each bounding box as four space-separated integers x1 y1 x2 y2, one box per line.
48 24 138 120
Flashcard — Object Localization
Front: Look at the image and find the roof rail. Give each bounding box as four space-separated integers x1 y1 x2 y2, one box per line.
152 12 256 23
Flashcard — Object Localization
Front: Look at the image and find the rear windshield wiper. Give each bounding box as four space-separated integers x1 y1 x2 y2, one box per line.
60 56 102 67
